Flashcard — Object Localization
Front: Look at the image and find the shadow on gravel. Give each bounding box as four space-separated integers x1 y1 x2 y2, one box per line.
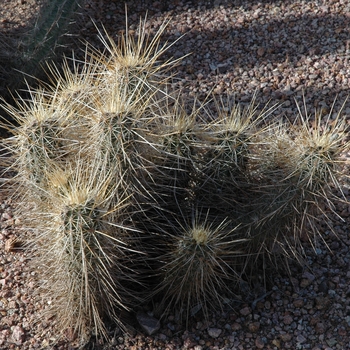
105 0 349 114
128 0 289 13
0 0 83 133
1 0 349 128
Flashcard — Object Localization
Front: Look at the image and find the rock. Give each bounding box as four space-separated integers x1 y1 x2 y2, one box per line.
315 296 330 310
300 278 312 288
248 322 260 333
207 328 222 338
239 306 251 316
326 338 337 347
318 280 329 294
315 322 325 334
183 337 197 348
297 334 306 343
293 299 304 308
283 314 293 325
338 327 347 336
158 333 167 341
302 271 315 282
272 338 281 348
257 47 265 57
136 312 160 336
11 325 25 345
5 237 17 252
1 212 12 221
255 336 265 349
193 346 203 350
8 301 17 309
0 279 6 286
231 322 242 331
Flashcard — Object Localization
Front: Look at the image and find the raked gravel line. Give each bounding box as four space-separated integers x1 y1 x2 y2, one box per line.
1 0 350 349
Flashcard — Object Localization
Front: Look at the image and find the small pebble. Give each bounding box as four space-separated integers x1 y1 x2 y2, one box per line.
283 314 294 325
255 336 265 349
207 328 222 338
240 306 251 316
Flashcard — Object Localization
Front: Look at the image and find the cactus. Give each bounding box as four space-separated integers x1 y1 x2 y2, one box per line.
1 12 349 345
241 99 349 265
28 159 143 345
193 96 277 216
148 207 246 321
148 97 201 210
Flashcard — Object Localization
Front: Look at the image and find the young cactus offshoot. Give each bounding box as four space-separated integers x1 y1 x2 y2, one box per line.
152 208 246 322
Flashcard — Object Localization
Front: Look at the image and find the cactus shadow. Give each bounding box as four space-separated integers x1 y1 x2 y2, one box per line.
0 0 84 132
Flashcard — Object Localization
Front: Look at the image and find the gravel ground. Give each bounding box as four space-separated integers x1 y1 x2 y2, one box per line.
1 0 350 349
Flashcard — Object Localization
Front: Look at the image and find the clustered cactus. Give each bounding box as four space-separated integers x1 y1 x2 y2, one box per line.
0 16 349 347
